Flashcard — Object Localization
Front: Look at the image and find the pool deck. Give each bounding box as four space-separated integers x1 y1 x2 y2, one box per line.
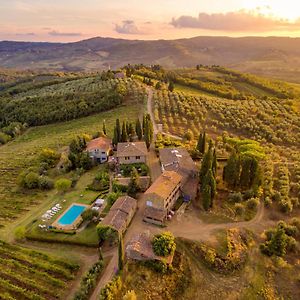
52 203 90 231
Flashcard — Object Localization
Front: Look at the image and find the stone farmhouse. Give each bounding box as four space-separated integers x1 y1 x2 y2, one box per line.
159 148 198 201
86 137 112 164
117 142 148 165
143 170 182 225
101 195 137 234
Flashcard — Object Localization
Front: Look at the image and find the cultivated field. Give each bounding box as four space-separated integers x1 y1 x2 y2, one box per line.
0 240 79 299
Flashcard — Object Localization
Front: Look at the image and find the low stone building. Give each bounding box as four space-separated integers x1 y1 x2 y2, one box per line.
101 195 137 234
126 231 174 264
117 142 148 165
86 137 112 164
143 170 182 225
159 148 198 201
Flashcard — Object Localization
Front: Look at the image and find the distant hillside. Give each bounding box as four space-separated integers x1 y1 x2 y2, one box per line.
2 36 300 82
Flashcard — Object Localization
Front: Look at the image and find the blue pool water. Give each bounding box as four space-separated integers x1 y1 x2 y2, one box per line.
58 204 86 226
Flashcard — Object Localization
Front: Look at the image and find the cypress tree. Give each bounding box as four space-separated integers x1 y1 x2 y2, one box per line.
223 150 240 188
196 133 203 152
112 126 118 146
144 121 151 149
142 114 147 135
121 121 128 142
199 147 213 184
127 167 139 198
135 119 142 140
202 184 212 211
168 81 174 92
201 169 216 210
126 121 130 136
116 119 121 143
240 156 252 189
212 148 217 178
102 120 107 135
201 132 207 154
118 234 125 271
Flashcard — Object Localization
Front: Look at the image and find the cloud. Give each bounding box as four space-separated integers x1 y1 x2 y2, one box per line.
114 20 142 34
48 30 82 37
16 32 36 36
170 10 300 32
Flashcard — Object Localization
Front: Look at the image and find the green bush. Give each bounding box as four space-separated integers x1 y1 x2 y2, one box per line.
55 178 72 193
152 232 176 257
38 176 54 190
246 198 259 210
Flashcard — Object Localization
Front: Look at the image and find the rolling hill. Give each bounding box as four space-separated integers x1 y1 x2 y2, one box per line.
2 36 300 82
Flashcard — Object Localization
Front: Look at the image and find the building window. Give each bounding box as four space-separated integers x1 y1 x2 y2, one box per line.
125 156 130 160
101 151 106 155
136 156 140 159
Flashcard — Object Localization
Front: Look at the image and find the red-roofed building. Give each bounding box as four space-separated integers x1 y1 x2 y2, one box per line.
86 137 112 164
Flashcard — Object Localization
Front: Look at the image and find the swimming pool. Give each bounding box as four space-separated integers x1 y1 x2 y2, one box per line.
57 204 86 226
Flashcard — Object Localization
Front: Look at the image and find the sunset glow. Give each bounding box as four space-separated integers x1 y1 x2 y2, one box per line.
1 0 300 42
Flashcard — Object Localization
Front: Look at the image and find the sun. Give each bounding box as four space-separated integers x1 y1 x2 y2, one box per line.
241 0 300 21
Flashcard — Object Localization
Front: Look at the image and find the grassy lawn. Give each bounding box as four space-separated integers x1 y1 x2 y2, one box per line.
0 103 142 230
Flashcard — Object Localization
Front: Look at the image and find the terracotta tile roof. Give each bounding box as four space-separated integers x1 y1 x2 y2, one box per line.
144 206 165 222
102 209 127 232
101 196 137 232
86 137 112 152
110 195 137 214
159 148 197 181
117 142 148 157
144 171 182 207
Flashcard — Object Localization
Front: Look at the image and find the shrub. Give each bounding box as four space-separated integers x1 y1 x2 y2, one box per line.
246 198 259 210
81 209 98 221
55 178 72 193
0 132 11 144
38 176 54 190
234 203 245 216
24 172 40 189
39 148 60 168
99 276 122 300
228 192 243 203
123 290 137 300
152 232 176 257
279 198 293 213
74 260 104 300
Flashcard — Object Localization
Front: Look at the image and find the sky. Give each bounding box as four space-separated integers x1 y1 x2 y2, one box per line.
1 0 300 42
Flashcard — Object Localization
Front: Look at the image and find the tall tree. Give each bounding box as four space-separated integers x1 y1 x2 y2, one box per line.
144 121 151 149
118 234 125 271
212 148 217 178
113 126 118 146
127 167 139 197
102 120 107 135
135 119 143 140
168 81 174 92
116 119 121 143
199 146 213 184
196 133 203 152
121 121 128 142
202 184 212 211
223 150 240 188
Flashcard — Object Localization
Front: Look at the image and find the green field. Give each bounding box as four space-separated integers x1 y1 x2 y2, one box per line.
0 103 143 229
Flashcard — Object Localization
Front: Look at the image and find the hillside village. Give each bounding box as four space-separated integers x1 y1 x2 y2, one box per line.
0 66 299 300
